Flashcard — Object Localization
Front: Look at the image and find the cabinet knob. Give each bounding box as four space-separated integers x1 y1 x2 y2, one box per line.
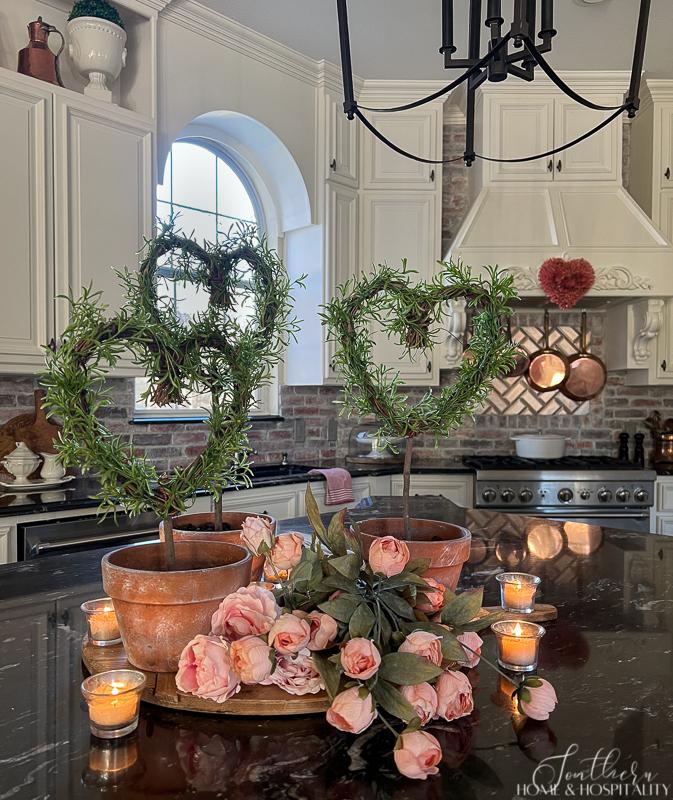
547 159 553 172
662 360 668 372
47 338 57 351
330 158 337 172
427 360 432 373
556 159 562 172
666 167 671 180
429 169 435 182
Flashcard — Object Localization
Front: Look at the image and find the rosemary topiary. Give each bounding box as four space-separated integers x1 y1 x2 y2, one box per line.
69 0 125 29
322 260 517 530
42 221 303 568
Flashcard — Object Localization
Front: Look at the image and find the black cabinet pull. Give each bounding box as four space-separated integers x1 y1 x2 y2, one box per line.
662 360 668 372
427 360 432 373
666 167 671 180
547 159 553 172
430 169 435 182
330 158 337 171
556 160 562 172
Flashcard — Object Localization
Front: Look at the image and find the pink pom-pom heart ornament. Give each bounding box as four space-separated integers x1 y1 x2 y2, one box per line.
538 258 595 309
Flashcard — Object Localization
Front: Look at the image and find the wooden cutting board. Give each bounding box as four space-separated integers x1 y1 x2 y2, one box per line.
0 389 62 477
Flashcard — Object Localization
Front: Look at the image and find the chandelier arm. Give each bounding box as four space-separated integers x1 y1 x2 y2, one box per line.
356 33 512 114
520 36 626 112
475 105 626 163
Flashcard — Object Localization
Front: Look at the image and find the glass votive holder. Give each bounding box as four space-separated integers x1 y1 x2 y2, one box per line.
496 572 541 614
81 598 122 646
491 620 546 673
81 670 146 739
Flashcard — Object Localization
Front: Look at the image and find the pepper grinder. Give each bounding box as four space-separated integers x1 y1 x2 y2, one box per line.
633 433 645 468
618 432 630 462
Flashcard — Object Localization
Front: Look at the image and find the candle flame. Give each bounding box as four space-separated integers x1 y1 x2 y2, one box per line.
102 606 112 613
514 622 523 637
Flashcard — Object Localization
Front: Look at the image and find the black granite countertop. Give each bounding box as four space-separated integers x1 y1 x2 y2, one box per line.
1 496 672 799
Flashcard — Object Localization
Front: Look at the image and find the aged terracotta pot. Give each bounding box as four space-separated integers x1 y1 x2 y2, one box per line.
165 512 276 581
353 518 471 591
102 541 251 672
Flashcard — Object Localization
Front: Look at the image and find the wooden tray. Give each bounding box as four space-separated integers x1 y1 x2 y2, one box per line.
481 604 558 623
82 640 330 716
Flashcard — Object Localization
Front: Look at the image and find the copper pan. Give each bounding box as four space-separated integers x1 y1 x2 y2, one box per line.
526 310 569 393
561 311 606 401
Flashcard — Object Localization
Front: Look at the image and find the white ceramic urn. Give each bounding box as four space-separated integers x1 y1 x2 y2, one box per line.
2 442 40 481
66 17 127 103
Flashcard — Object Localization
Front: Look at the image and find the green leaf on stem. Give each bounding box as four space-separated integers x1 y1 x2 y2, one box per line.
379 591 416 621
318 594 361 622
328 553 361 581
317 573 355 593
305 483 328 541
440 588 484 627
312 652 342 700
326 509 348 557
405 558 431 575
378 652 443 685
349 602 376 639
372 680 419 723
455 611 505 633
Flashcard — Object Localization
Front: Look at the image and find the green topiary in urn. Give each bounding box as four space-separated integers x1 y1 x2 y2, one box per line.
68 0 125 28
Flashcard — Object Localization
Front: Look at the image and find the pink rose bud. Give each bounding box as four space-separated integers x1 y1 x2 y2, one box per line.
294 610 338 651
340 638 381 680
175 634 240 703
241 516 274 556
268 649 324 695
457 631 483 668
394 731 442 780
368 536 410 577
211 585 280 641
400 682 439 725
435 669 474 721
398 631 443 667
268 613 311 654
517 677 558 721
230 635 273 684
326 687 377 734
269 533 304 572
415 577 446 615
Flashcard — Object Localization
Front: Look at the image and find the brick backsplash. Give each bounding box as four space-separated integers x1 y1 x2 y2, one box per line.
3 119 666 472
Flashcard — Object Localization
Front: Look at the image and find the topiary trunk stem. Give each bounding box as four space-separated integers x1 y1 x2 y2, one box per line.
163 516 175 570
403 436 414 539
214 495 223 531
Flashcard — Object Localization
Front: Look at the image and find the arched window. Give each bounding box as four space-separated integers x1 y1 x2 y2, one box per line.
135 139 277 418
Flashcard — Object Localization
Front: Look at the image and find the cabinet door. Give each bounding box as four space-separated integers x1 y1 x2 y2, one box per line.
488 96 554 182
360 193 440 385
326 93 358 186
54 97 153 370
221 486 299 522
0 76 53 371
658 105 673 190
390 475 473 507
553 97 619 181
324 182 358 381
361 109 440 189
654 299 673 383
0 523 15 564
655 516 673 536
657 190 673 243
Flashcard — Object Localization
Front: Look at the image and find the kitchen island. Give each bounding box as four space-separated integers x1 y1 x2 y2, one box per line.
1 497 672 799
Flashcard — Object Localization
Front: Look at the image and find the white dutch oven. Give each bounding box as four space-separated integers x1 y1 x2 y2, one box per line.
511 434 567 459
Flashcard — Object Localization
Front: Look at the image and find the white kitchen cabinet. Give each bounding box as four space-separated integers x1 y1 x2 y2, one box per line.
0 71 53 371
650 476 673 534
325 91 358 187
53 95 153 374
303 476 380 515
488 95 554 182
390 474 474 507
221 485 300 522
553 96 619 181
0 523 14 564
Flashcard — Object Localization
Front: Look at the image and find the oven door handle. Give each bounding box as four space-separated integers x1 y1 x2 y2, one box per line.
31 528 159 554
528 509 649 519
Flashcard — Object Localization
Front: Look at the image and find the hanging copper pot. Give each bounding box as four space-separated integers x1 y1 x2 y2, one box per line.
527 310 569 392
505 316 529 378
561 311 607 401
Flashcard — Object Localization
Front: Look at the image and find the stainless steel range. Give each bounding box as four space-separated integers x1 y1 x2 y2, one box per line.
463 456 656 532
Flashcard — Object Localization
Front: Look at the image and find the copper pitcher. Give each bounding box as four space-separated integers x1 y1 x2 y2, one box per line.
17 17 64 86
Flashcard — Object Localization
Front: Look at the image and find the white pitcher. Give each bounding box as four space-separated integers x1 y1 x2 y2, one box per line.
40 452 66 481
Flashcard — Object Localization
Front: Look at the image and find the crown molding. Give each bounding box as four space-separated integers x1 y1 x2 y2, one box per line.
161 0 319 86
476 69 633 95
358 79 450 105
641 77 673 105
316 60 364 96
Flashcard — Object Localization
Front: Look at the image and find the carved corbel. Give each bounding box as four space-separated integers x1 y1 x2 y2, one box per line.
630 299 665 365
443 298 468 368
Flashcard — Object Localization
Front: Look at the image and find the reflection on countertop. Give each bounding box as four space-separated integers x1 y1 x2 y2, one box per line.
1 495 672 799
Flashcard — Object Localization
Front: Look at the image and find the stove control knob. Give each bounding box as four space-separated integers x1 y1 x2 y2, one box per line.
597 488 612 503
557 488 573 503
519 488 534 503
615 488 631 503
482 488 497 503
579 489 591 500
634 488 649 503
500 488 515 504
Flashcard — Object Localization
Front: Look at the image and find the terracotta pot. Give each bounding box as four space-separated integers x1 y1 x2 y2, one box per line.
165 512 276 582
102 541 251 672
352 517 471 591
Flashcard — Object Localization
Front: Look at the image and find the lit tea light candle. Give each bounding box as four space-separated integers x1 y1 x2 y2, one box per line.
496 572 541 614
81 598 121 646
81 670 146 739
491 620 545 673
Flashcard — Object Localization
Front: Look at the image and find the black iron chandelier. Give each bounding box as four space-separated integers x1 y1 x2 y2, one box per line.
336 0 651 166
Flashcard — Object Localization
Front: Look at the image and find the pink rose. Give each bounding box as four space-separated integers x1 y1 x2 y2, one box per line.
294 610 338 651
269 649 323 695
394 731 442 780
399 631 443 667
241 516 274 556
416 577 445 615
230 635 273 684
268 613 311 654
457 631 483 668
340 638 381 680
269 533 304 571
518 678 558 721
435 670 474 721
400 682 439 725
368 536 410 577
211 585 279 640
326 687 377 734
175 634 240 703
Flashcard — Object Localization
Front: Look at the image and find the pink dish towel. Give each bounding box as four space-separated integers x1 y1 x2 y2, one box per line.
308 468 354 505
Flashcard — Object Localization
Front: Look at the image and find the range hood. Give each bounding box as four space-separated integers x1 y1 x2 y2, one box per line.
447 73 673 303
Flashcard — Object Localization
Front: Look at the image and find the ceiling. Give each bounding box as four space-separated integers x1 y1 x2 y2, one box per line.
196 0 673 79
